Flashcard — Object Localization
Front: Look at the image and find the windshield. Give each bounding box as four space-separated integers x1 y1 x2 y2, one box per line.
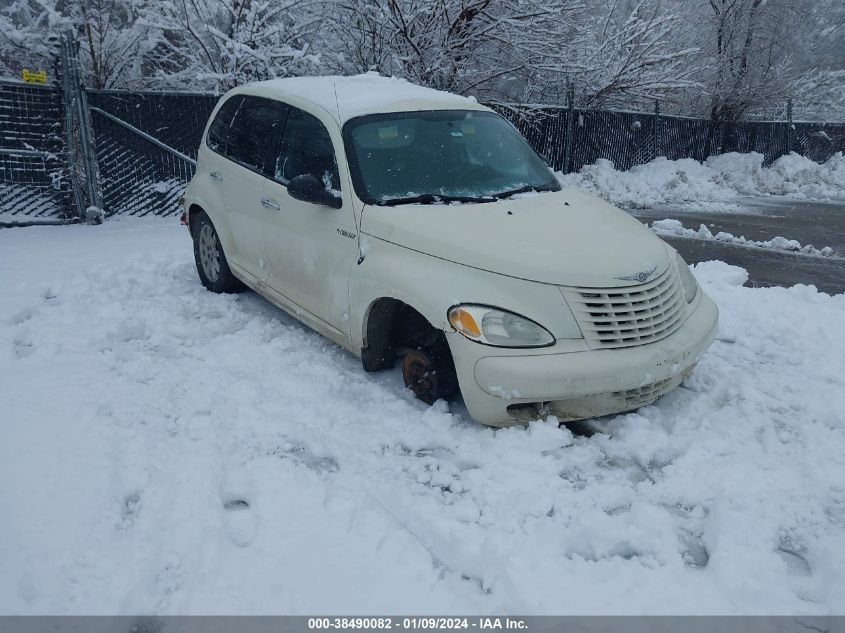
343 110 560 205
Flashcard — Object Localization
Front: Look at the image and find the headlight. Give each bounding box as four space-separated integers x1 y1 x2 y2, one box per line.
448 305 554 348
676 252 698 303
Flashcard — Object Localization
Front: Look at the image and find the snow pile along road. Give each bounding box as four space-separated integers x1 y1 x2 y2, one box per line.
651 218 838 257
558 151 845 210
1 219 845 615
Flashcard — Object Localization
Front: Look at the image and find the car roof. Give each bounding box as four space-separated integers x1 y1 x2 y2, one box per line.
231 73 491 125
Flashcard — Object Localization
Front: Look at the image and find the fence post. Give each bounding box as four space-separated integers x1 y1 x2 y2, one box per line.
653 100 661 160
562 81 575 174
59 32 86 219
76 87 100 215
68 30 100 216
60 29 101 220
785 98 793 155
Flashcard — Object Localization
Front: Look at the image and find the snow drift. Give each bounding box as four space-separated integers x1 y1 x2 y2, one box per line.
558 151 845 210
651 218 837 257
1 219 844 615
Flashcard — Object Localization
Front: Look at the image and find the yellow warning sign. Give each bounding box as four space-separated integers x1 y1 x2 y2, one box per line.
22 69 48 84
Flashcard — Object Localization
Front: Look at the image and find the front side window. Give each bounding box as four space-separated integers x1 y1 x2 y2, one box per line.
343 110 559 205
273 107 340 191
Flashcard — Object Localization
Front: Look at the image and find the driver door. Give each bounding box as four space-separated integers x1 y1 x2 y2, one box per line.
260 105 358 337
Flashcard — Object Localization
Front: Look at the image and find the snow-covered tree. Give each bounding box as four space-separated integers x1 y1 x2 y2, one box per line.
321 0 702 110
0 0 162 88
320 0 582 100
0 0 65 79
140 0 323 91
73 0 160 89
519 0 700 109
676 0 832 121
0 0 842 119
781 0 845 121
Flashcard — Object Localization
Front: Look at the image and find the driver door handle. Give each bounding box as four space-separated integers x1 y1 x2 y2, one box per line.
261 198 281 210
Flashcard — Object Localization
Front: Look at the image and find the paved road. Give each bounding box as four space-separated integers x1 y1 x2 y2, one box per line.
630 198 845 295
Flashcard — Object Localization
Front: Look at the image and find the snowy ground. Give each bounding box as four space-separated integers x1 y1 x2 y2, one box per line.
558 152 845 212
2 218 845 615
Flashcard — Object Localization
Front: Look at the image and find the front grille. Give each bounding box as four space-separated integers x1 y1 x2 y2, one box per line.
562 265 687 349
615 376 676 408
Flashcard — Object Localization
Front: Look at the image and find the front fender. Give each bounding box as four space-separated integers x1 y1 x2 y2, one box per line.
349 235 583 353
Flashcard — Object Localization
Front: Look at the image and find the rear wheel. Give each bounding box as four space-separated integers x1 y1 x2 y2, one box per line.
192 212 244 293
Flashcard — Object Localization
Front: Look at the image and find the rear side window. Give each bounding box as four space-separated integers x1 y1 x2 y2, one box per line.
207 95 286 172
206 96 243 156
273 107 340 191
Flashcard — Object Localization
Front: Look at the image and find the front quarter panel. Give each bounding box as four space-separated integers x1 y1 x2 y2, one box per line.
349 234 584 353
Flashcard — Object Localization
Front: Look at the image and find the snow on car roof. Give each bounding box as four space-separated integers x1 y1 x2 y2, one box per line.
238 72 491 124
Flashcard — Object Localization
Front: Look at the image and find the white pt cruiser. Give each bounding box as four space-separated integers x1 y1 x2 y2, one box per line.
182 74 718 427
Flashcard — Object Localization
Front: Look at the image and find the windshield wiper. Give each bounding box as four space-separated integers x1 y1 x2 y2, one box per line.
376 193 496 206
489 184 559 200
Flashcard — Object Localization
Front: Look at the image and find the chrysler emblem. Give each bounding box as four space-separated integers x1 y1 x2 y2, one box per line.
615 264 657 283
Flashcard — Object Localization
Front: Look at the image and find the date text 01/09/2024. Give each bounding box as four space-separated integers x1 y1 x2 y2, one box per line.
307 617 529 630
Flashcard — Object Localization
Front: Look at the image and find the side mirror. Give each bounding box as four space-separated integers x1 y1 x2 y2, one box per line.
287 174 342 209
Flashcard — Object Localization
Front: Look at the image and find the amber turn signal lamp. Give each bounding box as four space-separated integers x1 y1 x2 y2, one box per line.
448 307 482 338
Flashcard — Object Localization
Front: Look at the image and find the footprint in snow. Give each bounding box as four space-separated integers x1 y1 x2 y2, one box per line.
222 497 255 547
10 305 36 325
679 530 710 568
776 546 812 577
220 471 256 547
272 442 339 474
120 491 142 529
17 572 38 602
13 333 35 359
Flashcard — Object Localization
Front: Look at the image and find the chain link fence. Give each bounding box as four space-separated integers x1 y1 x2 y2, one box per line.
0 79 73 220
86 91 217 216
1 58 844 222
501 105 845 174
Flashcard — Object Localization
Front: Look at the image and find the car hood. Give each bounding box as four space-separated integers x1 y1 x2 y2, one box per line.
361 187 671 287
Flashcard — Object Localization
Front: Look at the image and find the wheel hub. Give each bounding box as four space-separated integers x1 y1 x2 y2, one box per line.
407 363 433 397
402 350 439 405
198 224 221 282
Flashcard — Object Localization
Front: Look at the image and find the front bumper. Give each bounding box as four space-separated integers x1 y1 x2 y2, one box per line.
448 292 719 426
